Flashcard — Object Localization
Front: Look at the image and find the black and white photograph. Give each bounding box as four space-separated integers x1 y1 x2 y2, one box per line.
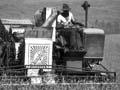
0 0 120 89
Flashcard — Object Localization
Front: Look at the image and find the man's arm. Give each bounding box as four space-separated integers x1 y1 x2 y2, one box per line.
72 20 84 27
70 12 84 27
56 14 67 29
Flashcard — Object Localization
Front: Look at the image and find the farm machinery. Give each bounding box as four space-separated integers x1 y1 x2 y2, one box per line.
0 2 116 84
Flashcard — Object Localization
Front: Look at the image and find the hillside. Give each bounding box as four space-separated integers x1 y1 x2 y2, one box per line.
0 0 120 24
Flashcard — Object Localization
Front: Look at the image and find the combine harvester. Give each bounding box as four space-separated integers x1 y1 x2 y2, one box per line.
0 1 116 84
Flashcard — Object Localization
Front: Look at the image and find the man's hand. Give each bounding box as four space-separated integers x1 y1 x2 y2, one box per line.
64 22 73 28
72 20 84 27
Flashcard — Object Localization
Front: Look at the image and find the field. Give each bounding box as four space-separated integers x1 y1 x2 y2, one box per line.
102 34 120 82
0 0 120 33
0 0 120 23
0 83 120 90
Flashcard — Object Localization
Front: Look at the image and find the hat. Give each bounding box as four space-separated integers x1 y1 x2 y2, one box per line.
62 3 71 11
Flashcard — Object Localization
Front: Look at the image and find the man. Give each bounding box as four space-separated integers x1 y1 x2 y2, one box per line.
55 3 84 53
57 3 84 28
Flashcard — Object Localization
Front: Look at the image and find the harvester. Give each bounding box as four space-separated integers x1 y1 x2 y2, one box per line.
0 1 116 84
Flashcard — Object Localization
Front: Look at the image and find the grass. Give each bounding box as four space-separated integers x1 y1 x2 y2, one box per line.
0 73 119 89
102 34 120 83
92 20 120 34
0 83 120 90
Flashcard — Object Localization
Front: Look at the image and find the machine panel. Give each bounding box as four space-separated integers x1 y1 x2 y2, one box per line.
84 28 105 58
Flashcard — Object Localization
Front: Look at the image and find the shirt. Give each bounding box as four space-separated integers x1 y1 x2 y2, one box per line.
57 11 75 26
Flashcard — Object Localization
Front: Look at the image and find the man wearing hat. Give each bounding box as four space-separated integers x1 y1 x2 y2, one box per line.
55 3 84 54
57 3 74 27
57 3 84 28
